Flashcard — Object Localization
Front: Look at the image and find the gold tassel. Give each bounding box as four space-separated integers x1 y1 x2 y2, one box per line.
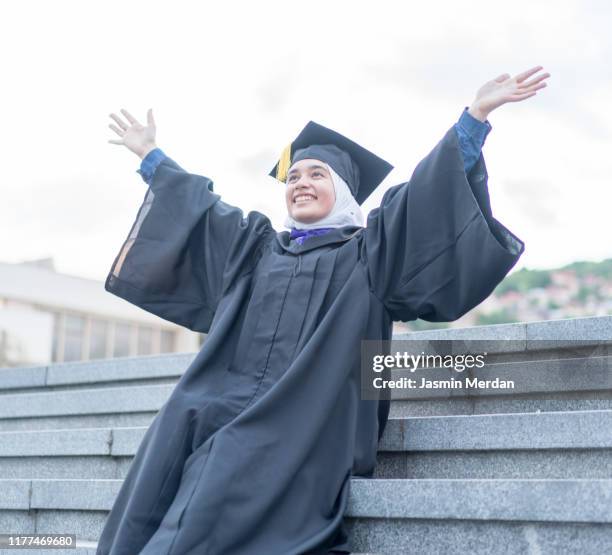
276 142 292 182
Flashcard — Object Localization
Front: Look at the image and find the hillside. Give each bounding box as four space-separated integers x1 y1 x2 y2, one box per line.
399 257 612 332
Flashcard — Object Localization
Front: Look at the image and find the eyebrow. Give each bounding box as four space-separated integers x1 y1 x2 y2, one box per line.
287 164 329 177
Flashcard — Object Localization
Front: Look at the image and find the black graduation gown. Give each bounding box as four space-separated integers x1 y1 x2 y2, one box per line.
96 125 524 555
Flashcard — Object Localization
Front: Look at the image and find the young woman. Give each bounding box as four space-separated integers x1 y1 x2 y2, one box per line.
98 66 549 555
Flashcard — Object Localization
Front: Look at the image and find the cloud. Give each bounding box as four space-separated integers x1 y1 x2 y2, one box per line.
499 178 562 227
235 148 278 177
254 55 299 114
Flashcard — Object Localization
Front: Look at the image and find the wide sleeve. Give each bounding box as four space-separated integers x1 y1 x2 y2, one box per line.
105 156 275 333
364 125 525 323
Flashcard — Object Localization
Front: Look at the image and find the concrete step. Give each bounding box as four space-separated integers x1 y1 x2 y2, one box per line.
0 546 98 555
0 548 380 555
0 316 609 425
377 409 612 479
387 349 612 415
0 411 610 480
0 353 192 394
394 315 612 350
1 316 610 395
387 355 612 399
0 548 379 555
389 391 612 417
2 352 611 430
1 478 610 553
1 316 611 554
0 384 171 431
0 548 377 555
345 481 612 554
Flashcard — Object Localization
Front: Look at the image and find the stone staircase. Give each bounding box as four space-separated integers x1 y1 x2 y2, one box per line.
1 316 611 554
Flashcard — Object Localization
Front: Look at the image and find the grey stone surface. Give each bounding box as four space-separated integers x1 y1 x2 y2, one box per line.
0 457 125 480
0 384 173 419
115 458 135 479
7 477 611 524
347 479 612 523
0 429 111 457
9 376 181 394
389 398 477 417
35 509 108 543
3 447 609 482
0 547 374 555
380 410 612 451
390 393 612 417
0 551 96 555
0 481 30 510
30 480 122 511
111 427 148 456
526 316 612 350
0 413 156 432
394 321 528 350
471 395 612 415
373 452 407 480
1 316 610 554
46 353 194 386
0 365 46 391
0 424 148 460
394 315 612 350
0 510 101 552
375 449 612 479
0 547 98 555
5 409 608 461
0 354 190 394
0 509 35 533
387 355 612 400
345 517 612 554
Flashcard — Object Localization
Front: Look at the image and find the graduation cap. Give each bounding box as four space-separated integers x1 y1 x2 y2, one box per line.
269 121 394 205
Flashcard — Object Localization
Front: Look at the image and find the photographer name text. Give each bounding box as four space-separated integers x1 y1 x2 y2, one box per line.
372 376 514 389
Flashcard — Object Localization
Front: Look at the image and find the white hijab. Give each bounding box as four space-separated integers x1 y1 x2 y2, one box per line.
283 162 364 230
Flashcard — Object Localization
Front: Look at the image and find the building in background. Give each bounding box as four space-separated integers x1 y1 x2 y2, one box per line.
0 258 204 367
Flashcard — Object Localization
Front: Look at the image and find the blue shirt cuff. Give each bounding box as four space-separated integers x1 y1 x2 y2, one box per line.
136 147 167 184
456 106 492 147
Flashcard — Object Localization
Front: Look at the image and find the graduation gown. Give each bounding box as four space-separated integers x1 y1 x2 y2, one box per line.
96 125 524 555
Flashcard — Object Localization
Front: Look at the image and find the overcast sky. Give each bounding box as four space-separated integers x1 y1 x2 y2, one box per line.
1 0 610 281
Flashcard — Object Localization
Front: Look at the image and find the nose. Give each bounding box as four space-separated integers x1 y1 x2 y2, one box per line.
294 174 310 188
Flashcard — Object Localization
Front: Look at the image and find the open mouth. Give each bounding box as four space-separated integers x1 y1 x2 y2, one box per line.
293 194 317 204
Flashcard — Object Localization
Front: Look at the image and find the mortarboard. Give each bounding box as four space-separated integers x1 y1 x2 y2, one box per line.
269 121 394 205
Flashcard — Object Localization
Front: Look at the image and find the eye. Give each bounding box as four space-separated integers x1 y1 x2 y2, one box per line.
313 171 323 177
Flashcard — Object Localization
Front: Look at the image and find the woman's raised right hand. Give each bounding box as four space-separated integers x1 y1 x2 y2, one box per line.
108 108 157 159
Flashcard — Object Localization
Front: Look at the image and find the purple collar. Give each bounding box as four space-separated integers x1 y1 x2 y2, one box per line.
289 227 335 245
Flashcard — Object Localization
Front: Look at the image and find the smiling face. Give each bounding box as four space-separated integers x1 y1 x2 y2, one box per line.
285 159 336 224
